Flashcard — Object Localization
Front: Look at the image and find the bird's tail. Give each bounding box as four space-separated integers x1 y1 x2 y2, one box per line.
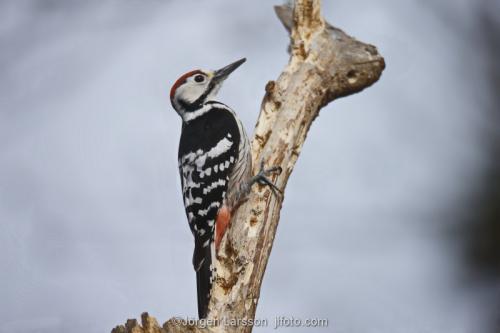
193 238 215 319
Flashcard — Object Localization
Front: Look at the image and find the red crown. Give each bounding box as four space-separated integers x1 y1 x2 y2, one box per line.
170 70 204 99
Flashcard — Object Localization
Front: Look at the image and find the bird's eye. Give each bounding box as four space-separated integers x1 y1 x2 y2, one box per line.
194 75 205 83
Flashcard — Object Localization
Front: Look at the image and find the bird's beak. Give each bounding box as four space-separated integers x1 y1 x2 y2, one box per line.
213 58 246 84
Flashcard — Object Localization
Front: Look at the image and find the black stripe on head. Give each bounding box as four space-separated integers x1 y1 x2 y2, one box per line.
179 80 218 112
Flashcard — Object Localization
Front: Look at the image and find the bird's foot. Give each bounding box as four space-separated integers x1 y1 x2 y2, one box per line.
249 159 282 196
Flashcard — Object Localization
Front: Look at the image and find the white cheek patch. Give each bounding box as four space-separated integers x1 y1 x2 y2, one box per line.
176 82 207 104
206 83 222 101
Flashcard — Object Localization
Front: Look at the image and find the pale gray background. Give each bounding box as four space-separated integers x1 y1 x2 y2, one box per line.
1 0 499 332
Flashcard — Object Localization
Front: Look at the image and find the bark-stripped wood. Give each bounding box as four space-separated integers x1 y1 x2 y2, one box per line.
112 1 384 332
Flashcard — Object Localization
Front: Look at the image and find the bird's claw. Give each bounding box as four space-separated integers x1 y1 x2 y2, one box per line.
253 160 283 196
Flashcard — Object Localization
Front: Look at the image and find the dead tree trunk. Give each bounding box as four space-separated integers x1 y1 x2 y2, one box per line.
112 1 384 332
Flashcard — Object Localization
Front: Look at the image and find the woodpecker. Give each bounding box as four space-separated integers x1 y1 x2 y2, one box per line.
170 58 280 319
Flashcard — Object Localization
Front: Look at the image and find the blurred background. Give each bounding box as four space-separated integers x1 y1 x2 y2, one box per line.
0 0 499 332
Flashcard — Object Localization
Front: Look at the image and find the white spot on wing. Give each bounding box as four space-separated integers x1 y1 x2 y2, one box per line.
203 179 226 195
198 202 220 217
206 138 233 159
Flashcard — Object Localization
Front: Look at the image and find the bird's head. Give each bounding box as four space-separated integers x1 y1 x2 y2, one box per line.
170 58 246 120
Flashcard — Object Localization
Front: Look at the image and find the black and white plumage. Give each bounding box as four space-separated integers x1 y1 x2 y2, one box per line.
170 59 252 319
